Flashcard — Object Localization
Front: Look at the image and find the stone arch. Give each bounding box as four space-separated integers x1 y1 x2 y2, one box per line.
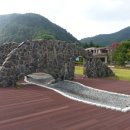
0 40 114 87
0 42 18 65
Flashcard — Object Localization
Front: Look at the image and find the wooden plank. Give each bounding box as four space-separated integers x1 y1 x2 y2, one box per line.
0 76 130 130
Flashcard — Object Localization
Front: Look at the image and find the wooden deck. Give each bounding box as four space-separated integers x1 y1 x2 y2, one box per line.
0 76 130 130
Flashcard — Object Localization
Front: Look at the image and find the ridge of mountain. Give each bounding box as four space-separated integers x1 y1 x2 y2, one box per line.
0 13 78 44
80 26 130 45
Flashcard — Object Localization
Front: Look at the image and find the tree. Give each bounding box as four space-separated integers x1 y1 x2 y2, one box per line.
33 32 55 40
112 40 130 66
89 41 94 47
80 41 102 49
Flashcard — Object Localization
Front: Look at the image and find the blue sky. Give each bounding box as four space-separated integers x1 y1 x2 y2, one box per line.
0 0 130 39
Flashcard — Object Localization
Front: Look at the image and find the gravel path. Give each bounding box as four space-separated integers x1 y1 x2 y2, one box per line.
25 73 130 112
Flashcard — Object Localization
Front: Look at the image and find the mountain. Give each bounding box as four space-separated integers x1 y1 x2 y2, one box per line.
80 27 130 46
0 13 78 44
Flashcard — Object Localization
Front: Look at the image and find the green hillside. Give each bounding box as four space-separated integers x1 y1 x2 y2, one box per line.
80 27 130 46
0 13 78 44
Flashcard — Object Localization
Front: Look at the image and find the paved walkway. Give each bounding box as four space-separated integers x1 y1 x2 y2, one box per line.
0 76 130 130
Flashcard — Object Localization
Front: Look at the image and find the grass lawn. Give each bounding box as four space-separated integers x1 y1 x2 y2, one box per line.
75 66 130 81
112 68 130 81
75 66 83 75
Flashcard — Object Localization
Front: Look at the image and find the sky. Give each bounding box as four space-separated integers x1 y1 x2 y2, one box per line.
0 0 130 40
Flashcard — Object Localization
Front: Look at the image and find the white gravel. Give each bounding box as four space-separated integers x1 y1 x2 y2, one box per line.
25 73 130 112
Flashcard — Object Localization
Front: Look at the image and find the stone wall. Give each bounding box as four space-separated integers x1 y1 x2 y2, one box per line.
85 58 114 78
0 40 114 87
0 43 18 65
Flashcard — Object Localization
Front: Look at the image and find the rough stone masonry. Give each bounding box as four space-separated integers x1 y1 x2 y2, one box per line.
0 40 114 87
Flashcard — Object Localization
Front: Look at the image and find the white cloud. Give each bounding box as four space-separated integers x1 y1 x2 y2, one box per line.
85 0 130 21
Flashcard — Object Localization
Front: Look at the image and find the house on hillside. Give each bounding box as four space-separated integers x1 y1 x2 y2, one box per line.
85 43 119 64
85 47 109 64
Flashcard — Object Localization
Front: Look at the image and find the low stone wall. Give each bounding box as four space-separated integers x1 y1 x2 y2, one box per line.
85 58 114 78
0 40 114 87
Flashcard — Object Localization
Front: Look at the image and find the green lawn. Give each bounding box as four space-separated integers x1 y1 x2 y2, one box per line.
111 68 130 81
75 66 83 75
75 66 130 81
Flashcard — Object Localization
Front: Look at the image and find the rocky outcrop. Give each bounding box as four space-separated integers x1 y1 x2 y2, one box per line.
0 40 114 87
85 58 114 78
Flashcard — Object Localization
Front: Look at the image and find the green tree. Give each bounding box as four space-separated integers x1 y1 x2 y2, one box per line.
80 41 102 48
113 40 130 66
33 32 55 40
89 41 94 47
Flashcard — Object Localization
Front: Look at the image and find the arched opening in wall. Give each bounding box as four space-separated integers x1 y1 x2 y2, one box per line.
74 56 84 77
24 72 55 86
